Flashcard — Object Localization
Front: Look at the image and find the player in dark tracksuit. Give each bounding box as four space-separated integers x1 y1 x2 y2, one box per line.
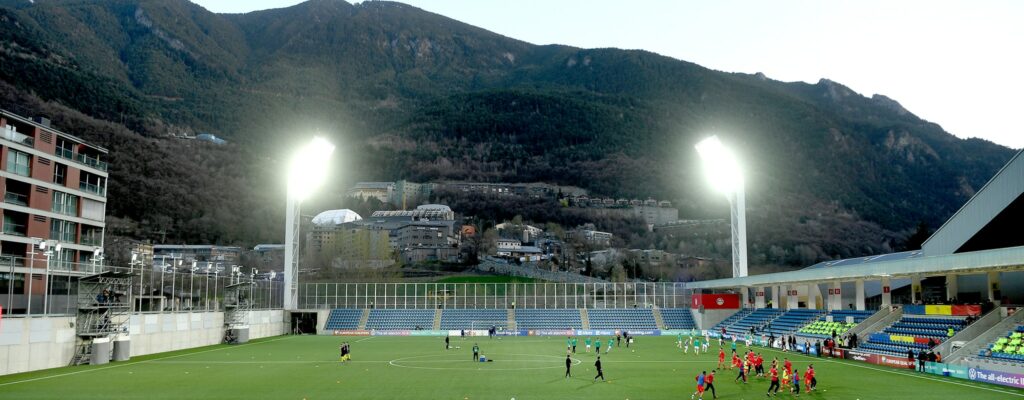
565 354 572 378
594 356 605 381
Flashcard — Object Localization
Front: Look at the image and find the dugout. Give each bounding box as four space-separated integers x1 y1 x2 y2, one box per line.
291 312 317 334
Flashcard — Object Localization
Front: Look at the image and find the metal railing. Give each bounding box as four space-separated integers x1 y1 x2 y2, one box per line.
75 153 108 171
2 221 27 236
55 147 74 160
0 255 284 316
3 191 28 206
1 127 34 147
297 282 692 310
78 182 105 196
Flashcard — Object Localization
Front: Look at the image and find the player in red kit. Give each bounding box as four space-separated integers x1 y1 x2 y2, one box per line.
767 364 780 396
718 348 726 368
705 369 718 399
803 367 813 393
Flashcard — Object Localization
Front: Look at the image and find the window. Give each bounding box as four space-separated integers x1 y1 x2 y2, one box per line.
79 172 106 196
6 149 31 176
55 138 75 160
53 163 67 185
52 191 79 216
81 198 104 221
50 218 78 243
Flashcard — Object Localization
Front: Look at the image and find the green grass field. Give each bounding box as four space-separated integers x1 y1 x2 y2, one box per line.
1 335 1021 399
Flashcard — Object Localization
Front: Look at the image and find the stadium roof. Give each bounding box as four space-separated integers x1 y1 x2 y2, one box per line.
686 245 1024 289
923 149 1024 255
687 148 1024 290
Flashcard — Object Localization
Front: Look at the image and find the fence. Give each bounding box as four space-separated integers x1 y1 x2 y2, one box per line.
297 282 691 309
0 256 282 316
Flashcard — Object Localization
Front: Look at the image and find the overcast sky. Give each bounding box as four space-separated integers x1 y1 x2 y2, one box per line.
192 0 1024 149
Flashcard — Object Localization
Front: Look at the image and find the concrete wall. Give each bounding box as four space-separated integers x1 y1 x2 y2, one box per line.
695 308 739 331
0 310 287 376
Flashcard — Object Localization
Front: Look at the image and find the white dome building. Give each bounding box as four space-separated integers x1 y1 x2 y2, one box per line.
311 209 362 226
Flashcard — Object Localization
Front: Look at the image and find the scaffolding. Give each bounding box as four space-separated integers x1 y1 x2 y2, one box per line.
223 281 253 343
71 271 135 365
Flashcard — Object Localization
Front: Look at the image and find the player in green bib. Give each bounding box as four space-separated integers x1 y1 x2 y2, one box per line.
585 337 593 352
571 337 578 354
595 339 602 354
677 333 684 348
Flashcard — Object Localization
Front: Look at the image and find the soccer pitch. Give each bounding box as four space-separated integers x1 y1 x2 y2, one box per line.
1 335 1021 399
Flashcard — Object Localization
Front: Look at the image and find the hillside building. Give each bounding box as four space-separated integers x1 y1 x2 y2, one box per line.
0 110 109 282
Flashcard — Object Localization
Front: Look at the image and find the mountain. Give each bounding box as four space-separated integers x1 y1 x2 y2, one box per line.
0 0 1014 267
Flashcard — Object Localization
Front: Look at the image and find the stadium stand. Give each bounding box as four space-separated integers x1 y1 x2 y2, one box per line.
324 309 363 330
795 310 873 338
587 309 658 330
718 308 785 337
364 309 436 330
978 325 1024 363
859 315 967 356
440 309 508 330
711 308 754 333
798 320 857 338
514 309 583 329
659 309 697 330
763 309 825 336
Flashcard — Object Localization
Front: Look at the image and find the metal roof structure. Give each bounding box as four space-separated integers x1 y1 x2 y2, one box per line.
686 245 1024 289
923 149 1024 256
687 149 1024 290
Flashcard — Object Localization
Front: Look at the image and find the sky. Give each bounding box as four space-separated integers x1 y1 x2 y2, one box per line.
192 0 1024 149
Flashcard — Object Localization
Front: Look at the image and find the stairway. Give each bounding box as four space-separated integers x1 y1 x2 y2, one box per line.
652 308 666 329
70 342 92 366
947 309 1024 363
507 309 516 330
358 309 370 330
580 309 590 329
433 309 442 330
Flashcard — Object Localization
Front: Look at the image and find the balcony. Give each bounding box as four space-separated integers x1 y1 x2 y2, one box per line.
55 147 74 160
79 182 105 196
3 191 28 206
75 153 108 171
54 144 108 172
1 127 34 147
2 222 26 236
81 233 102 246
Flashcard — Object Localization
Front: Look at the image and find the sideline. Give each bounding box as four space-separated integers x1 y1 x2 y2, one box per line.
0 335 296 387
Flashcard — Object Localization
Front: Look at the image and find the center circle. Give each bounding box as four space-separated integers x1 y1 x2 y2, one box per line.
389 353 583 371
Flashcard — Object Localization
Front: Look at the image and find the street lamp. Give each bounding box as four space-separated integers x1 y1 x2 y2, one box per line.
284 136 335 310
695 135 748 278
38 240 59 314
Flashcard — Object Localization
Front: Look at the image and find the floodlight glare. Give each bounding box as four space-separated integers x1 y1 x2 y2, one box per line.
287 136 336 201
694 135 748 278
695 135 743 195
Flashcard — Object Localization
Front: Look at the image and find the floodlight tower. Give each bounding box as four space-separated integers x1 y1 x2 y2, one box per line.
284 137 334 310
695 135 748 278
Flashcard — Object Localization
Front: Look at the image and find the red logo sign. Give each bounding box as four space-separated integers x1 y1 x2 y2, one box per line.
883 286 890 294
828 289 834 295
835 288 841 295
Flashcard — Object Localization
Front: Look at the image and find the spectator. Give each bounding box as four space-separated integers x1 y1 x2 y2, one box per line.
907 349 915 370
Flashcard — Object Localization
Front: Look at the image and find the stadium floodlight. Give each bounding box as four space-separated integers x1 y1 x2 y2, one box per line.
695 135 748 278
695 135 743 195
284 136 335 311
